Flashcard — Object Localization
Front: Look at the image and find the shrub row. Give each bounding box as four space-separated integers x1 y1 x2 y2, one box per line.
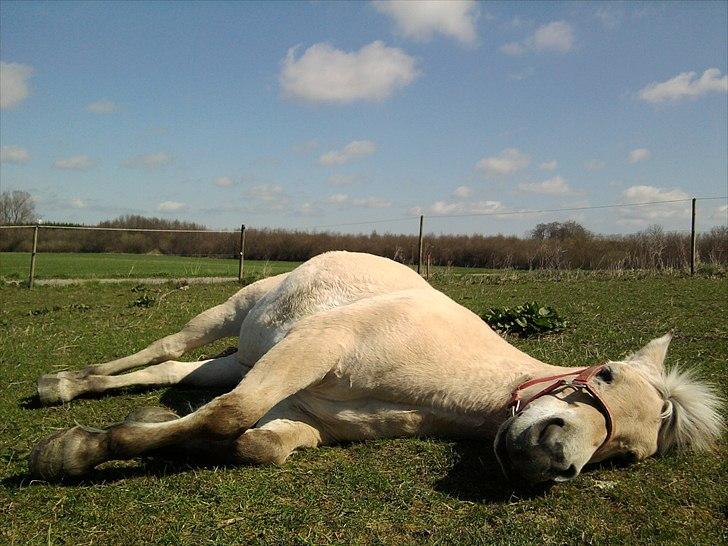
1 215 726 271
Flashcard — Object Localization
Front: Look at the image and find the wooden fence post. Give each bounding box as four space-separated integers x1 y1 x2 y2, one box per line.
29 224 39 289
238 224 246 281
690 198 696 275
417 215 424 274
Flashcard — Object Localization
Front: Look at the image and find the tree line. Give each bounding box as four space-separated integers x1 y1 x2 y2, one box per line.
1 191 725 270
1 216 725 271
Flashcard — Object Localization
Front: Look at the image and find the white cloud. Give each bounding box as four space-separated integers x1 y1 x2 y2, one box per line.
213 176 235 188
327 173 359 186
531 21 574 52
323 193 392 208
621 185 689 204
353 196 391 208
0 62 33 109
713 205 728 222
539 160 557 171
373 0 479 46
53 155 93 170
476 148 530 176
518 175 574 195
246 184 285 201
501 21 574 55
453 185 472 198
320 140 377 165
70 198 87 209
280 41 419 104
123 152 172 169
86 100 117 114
628 148 651 164
326 193 349 204
429 199 503 215
157 201 188 212
638 68 728 103
584 159 606 171
618 185 691 225
1 145 30 164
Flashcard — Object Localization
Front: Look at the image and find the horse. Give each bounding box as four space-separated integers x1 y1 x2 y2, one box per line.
30 251 723 484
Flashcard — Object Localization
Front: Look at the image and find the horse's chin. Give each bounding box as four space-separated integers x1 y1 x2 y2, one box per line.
493 415 517 480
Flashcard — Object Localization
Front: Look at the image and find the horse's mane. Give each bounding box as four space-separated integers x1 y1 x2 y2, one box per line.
645 366 724 454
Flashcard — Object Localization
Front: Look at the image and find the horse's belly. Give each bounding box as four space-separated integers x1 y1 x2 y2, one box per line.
292 393 430 442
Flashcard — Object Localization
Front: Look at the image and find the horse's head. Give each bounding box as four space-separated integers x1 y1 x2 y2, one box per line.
494 333 724 484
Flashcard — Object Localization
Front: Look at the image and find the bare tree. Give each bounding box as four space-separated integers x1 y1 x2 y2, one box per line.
530 220 591 241
0 190 37 225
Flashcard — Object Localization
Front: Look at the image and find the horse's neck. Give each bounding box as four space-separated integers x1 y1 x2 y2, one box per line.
459 353 581 426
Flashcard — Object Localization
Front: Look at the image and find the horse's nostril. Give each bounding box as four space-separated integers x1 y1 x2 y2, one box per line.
553 464 578 482
538 417 565 445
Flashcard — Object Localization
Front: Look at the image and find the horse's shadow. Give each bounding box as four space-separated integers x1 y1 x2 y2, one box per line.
433 440 552 503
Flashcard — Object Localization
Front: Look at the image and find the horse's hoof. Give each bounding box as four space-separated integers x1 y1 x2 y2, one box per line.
37 372 83 405
29 425 105 482
124 406 179 424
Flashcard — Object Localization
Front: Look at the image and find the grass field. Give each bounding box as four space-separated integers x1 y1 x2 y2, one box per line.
0 252 502 282
0 252 302 280
1 270 726 544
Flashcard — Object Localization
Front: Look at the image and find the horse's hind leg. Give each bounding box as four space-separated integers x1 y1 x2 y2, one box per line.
37 352 248 404
85 274 286 376
36 273 287 404
29 325 344 481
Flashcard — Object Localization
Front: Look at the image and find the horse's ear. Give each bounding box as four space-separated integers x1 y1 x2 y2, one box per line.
624 332 673 372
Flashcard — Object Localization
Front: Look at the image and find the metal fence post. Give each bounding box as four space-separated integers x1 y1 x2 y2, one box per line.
29 224 39 289
238 224 246 281
417 215 424 274
690 197 696 275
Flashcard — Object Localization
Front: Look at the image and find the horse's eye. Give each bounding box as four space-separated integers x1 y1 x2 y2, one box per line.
596 368 614 383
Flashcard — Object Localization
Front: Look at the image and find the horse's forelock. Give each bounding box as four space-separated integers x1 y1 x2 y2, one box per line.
647 366 725 454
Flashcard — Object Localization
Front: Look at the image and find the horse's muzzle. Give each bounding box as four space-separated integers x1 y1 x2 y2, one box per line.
494 415 580 484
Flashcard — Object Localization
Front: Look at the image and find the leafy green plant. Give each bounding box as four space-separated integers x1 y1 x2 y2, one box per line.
481 301 567 337
129 294 156 308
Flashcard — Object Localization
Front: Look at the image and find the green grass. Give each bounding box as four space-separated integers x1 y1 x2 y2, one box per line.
1 272 726 544
0 252 503 282
0 252 301 280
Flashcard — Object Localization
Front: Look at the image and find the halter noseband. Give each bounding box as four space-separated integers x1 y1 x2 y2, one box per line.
507 365 614 449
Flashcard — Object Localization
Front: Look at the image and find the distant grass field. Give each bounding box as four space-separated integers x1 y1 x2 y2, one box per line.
0 252 500 281
0 252 301 280
1 271 726 544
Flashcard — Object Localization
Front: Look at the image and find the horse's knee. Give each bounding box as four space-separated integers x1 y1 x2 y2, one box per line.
234 429 290 465
195 395 257 439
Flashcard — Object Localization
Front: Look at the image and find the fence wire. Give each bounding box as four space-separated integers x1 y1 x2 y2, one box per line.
1 196 726 283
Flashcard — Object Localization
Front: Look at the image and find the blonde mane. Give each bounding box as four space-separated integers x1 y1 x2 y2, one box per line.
646 366 725 454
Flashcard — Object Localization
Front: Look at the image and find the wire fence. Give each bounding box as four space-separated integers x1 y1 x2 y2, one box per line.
1 196 726 286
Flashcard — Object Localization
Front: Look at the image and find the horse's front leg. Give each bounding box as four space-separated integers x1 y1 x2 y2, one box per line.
29 326 343 481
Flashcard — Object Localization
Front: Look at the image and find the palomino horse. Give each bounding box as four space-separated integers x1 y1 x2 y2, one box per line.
30 252 723 483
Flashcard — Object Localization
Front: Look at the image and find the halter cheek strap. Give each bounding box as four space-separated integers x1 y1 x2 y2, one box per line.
507 365 615 449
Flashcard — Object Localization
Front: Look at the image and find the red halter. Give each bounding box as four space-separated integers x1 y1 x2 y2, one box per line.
507 365 614 448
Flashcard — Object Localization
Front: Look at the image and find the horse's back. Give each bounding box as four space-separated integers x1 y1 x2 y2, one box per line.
237 251 430 363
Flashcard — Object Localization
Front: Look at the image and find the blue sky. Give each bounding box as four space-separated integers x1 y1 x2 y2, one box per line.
1 1 726 235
